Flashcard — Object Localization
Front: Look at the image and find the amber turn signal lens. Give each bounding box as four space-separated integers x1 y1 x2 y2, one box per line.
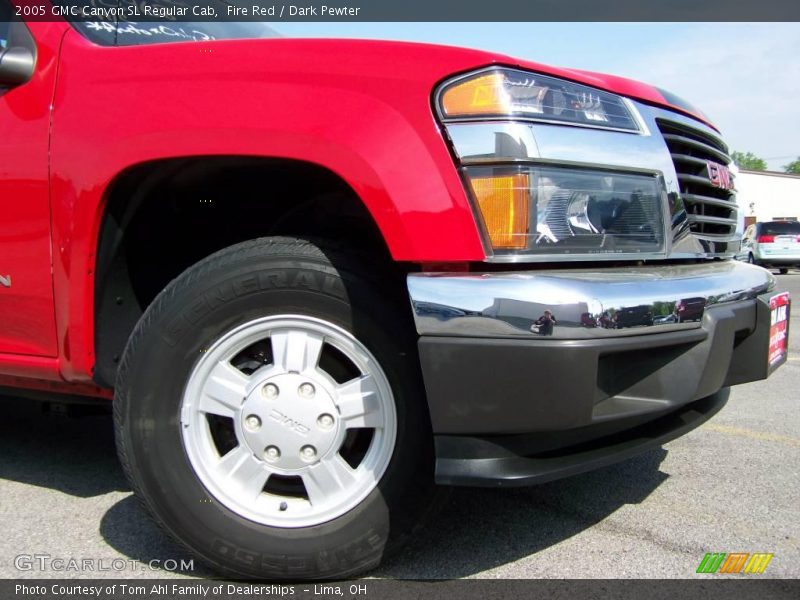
468 173 530 249
441 72 509 117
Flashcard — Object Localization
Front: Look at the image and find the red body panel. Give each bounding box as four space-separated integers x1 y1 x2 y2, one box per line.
0 22 63 358
0 21 712 390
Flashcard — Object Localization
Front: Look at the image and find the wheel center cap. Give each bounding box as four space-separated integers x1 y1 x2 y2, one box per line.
238 372 339 472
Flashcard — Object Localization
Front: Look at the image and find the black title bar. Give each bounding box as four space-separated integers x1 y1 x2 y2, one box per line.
11 0 800 22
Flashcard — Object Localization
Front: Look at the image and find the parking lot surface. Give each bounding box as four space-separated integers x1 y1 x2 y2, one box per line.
2 274 798 580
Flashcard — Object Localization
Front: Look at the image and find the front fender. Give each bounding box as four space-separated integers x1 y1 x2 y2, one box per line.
49 34 490 381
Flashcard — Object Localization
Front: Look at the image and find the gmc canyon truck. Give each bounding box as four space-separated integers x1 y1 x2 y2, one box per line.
0 4 791 580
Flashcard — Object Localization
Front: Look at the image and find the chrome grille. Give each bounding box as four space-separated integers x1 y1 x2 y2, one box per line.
657 120 737 238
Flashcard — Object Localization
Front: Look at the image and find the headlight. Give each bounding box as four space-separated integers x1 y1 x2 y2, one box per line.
464 165 666 259
437 67 640 132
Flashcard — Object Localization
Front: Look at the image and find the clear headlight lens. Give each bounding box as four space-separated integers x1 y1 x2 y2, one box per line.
465 165 666 259
438 68 640 132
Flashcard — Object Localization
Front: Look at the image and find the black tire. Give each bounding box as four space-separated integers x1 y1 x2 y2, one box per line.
779 268 789 275
114 237 440 579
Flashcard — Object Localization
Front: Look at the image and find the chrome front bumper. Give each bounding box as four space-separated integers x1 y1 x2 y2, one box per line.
408 261 774 340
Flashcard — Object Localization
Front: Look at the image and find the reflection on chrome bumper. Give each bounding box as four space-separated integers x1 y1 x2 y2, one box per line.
407 261 774 339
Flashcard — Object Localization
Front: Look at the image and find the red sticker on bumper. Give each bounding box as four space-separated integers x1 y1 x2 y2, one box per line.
768 292 790 369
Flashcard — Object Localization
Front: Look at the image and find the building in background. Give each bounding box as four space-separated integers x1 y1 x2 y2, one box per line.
736 170 800 229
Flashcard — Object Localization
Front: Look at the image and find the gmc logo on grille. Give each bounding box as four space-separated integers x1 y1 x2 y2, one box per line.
707 161 734 191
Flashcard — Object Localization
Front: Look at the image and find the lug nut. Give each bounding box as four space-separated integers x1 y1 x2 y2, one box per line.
317 413 334 430
298 383 315 398
300 445 317 462
264 446 281 462
262 383 279 399
244 415 262 431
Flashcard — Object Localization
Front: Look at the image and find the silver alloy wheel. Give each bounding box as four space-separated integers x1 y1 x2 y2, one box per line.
180 315 397 528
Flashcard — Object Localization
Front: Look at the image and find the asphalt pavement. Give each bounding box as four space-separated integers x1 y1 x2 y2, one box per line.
1 273 798 580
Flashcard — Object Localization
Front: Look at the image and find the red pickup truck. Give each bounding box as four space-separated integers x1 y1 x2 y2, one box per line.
0 6 790 580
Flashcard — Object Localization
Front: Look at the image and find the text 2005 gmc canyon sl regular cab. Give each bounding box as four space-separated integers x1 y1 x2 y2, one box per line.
0 6 791 579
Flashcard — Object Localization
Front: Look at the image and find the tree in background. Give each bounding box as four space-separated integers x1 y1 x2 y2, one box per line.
731 151 767 171
783 157 800 175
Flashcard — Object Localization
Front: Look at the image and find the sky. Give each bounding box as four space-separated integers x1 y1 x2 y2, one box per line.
273 22 800 172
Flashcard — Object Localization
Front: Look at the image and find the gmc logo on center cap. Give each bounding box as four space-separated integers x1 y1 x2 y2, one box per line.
707 161 734 191
269 409 310 436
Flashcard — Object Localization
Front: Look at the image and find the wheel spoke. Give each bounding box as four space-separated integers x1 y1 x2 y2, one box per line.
198 361 249 417
270 329 324 373
301 455 356 505
216 446 269 500
336 375 382 429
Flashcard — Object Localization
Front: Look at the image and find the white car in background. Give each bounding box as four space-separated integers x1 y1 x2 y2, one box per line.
737 221 800 274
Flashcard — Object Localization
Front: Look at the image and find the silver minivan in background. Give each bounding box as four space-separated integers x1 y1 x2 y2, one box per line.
737 220 800 273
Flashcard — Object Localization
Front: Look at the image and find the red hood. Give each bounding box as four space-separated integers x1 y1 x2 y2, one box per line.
261 38 715 130
285 38 716 130
75 33 716 130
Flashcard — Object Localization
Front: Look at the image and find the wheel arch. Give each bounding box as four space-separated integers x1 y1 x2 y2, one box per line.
92 155 397 388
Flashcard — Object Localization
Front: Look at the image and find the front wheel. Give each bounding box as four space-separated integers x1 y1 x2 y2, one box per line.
115 238 439 579
779 268 789 275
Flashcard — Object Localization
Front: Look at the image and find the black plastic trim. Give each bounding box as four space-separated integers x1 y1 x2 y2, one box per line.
421 290 785 486
418 299 764 435
435 389 728 487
